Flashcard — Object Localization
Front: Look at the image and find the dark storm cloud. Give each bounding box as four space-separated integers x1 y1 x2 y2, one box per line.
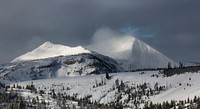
0 0 200 63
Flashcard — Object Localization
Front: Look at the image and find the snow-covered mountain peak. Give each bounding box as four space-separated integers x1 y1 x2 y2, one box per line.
12 41 91 62
39 41 55 48
86 36 175 70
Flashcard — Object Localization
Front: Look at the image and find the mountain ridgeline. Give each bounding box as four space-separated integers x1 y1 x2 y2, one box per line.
0 37 175 82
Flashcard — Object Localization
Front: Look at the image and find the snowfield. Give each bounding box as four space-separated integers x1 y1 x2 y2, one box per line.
8 71 200 108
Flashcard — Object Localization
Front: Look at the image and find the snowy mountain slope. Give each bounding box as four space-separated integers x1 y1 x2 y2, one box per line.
12 41 91 62
7 71 200 108
130 39 175 69
86 36 175 70
0 53 123 83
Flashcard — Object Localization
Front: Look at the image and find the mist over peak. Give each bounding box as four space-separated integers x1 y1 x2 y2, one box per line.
87 28 174 69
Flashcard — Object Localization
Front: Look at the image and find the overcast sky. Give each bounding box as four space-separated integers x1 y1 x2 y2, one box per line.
0 0 200 64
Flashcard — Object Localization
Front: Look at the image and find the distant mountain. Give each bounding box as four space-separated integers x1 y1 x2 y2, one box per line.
3 38 175 83
86 36 175 70
0 42 123 82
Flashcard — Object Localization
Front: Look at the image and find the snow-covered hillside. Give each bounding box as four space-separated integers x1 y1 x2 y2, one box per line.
0 53 123 83
12 41 91 62
6 71 200 108
86 36 175 70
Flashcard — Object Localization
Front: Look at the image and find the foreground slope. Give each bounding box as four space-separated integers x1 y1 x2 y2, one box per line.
6 71 200 108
